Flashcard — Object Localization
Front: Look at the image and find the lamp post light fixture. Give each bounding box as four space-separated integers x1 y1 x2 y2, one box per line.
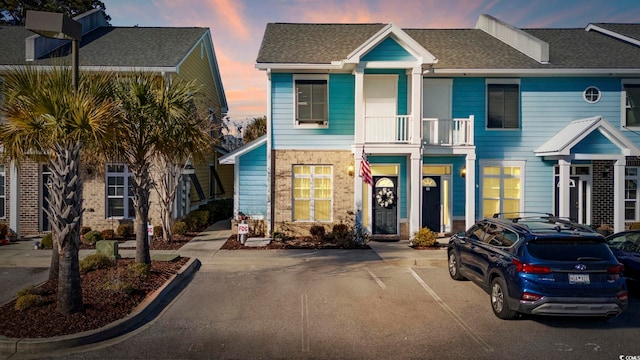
25 10 82 91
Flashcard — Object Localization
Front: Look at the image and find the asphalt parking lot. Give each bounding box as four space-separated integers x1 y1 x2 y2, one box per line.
21 248 640 360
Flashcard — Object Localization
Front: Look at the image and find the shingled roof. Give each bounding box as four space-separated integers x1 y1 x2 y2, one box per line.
0 25 209 68
256 22 640 70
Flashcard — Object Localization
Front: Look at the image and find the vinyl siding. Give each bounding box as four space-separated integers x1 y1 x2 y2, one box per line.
362 37 416 62
271 73 354 149
469 77 626 214
238 143 267 217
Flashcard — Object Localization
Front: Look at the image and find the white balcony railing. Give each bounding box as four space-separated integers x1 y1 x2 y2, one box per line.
422 116 474 146
364 115 411 143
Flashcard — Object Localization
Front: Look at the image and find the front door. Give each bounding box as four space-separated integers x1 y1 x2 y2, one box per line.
555 176 588 223
372 176 397 235
422 176 441 232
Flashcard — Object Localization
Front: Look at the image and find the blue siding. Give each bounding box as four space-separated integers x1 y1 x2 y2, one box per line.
466 77 625 214
362 37 415 62
271 73 355 150
369 155 407 219
572 131 621 154
238 143 267 218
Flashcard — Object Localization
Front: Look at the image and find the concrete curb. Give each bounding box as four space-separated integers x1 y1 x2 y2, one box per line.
0 257 201 354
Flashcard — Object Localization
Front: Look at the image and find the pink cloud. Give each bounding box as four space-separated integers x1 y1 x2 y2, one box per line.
205 0 251 41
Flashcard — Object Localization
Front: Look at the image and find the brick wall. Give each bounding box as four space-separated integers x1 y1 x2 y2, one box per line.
272 150 354 237
592 160 614 227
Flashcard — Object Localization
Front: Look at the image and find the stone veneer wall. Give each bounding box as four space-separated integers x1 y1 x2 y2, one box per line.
272 150 354 237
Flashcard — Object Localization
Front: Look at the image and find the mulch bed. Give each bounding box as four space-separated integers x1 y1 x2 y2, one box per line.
79 233 197 251
220 235 370 250
0 257 189 338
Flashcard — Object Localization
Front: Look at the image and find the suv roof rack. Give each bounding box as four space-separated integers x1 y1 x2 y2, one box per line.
492 212 595 233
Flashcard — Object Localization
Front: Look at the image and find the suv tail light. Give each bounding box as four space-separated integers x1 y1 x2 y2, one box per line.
617 291 629 302
513 259 551 274
521 292 542 301
607 264 624 274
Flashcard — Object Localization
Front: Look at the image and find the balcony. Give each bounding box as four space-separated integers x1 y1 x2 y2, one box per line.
422 116 474 146
364 115 412 143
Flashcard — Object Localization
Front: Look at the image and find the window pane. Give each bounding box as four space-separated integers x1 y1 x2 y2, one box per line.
484 177 501 198
503 85 519 128
504 178 521 198
0 176 4 196
293 178 310 198
315 200 331 221
626 85 640 126
488 84 519 129
504 166 521 176
483 166 501 176
626 200 636 221
483 199 500 218
296 80 327 122
293 200 310 221
294 166 311 175
108 198 124 217
503 199 520 214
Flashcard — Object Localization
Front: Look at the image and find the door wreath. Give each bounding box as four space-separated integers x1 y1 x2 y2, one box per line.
376 188 395 208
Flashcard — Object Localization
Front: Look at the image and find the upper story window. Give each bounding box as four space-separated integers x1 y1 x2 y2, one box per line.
487 81 520 129
623 82 640 128
295 75 328 127
583 86 601 103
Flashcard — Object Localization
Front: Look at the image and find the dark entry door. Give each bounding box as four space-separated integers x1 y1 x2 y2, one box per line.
554 176 579 222
372 176 397 235
422 176 441 232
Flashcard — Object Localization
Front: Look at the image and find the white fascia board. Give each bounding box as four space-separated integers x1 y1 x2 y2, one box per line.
429 68 640 76
0 65 178 73
362 61 421 69
586 24 640 47
219 135 267 165
255 63 348 71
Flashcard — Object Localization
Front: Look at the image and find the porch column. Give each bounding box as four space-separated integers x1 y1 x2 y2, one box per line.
354 66 365 144
10 161 19 238
613 157 625 233
410 152 422 237
558 157 571 218
410 66 422 145
465 154 476 229
353 150 364 226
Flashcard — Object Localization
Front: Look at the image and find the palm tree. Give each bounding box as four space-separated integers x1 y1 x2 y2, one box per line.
113 72 204 262
0 66 119 314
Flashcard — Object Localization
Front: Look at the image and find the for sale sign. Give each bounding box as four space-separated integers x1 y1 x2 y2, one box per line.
238 223 249 235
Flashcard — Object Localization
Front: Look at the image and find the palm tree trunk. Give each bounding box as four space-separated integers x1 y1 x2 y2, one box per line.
48 235 59 280
133 166 152 264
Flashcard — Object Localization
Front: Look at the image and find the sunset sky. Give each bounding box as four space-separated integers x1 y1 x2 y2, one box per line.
105 0 640 122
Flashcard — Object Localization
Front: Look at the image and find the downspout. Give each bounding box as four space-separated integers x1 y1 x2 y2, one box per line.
10 161 19 238
266 69 273 235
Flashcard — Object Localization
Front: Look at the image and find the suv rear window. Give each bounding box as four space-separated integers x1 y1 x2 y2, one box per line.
526 238 614 262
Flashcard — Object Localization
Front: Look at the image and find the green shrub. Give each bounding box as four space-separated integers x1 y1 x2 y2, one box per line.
172 221 187 235
83 230 103 245
332 223 350 244
343 221 370 249
186 210 209 230
79 253 115 273
116 223 133 237
199 198 233 224
16 285 36 298
411 227 438 247
153 225 163 240
80 226 92 235
309 224 325 241
101 229 115 240
102 278 134 295
41 233 53 249
15 294 44 311
128 262 151 279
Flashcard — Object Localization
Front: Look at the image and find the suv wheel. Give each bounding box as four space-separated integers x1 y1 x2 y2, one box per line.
448 251 465 280
490 277 517 320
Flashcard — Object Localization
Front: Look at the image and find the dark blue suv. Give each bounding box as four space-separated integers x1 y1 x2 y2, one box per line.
448 214 628 319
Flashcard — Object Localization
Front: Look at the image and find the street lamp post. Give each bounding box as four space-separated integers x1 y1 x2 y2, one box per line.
25 10 82 91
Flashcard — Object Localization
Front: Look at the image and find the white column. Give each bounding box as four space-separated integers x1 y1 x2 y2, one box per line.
353 150 363 223
465 154 476 229
265 69 273 235
354 66 365 145
613 157 625 233
558 158 571 218
410 152 422 236
411 66 422 145
9 161 19 238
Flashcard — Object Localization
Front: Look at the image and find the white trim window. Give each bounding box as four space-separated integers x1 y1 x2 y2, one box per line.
106 164 134 218
294 75 328 127
292 165 333 221
481 161 524 218
623 80 640 128
625 167 639 221
0 165 5 219
583 86 601 104
486 79 520 129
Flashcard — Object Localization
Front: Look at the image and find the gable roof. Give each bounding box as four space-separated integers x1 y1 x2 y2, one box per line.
534 116 640 157
587 23 640 46
257 17 640 73
219 135 267 165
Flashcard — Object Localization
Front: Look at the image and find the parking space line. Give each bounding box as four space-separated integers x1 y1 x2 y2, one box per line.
409 269 494 353
367 268 387 289
301 293 310 352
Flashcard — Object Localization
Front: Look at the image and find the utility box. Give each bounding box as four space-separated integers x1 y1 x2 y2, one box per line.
96 240 120 259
